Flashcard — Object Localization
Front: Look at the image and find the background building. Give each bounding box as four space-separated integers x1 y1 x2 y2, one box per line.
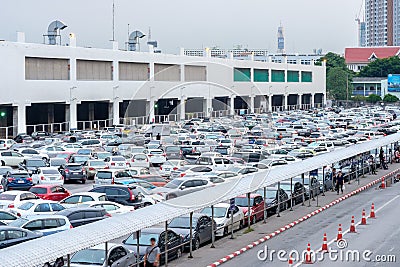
345 46 400 72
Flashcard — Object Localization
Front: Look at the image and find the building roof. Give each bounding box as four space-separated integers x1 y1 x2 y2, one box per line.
345 47 400 64
352 77 387 82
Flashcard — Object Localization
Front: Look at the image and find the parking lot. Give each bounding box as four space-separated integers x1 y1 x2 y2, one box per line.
1 105 400 266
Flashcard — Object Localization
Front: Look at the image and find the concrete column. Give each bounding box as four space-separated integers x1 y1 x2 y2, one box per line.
17 104 26 134
363 83 366 96
113 101 120 125
180 64 185 82
149 62 155 81
250 95 255 113
323 93 327 107
88 103 95 121
203 97 212 117
230 96 235 116
146 99 155 123
48 104 54 124
268 95 273 112
12 107 18 136
284 94 288 111
298 94 303 109
311 93 315 108
180 98 186 121
69 102 78 130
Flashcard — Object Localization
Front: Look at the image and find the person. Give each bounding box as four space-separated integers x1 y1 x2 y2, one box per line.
394 149 400 163
156 133 161 141
336 170 344 195
144 238 160 267
331 168 337 192
369 155 376 175
379 147 385 169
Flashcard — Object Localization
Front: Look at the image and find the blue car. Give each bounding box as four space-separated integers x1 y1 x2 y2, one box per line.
4 171 33 191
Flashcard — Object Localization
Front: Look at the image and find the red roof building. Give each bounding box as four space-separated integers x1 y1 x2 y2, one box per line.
345 47 400 72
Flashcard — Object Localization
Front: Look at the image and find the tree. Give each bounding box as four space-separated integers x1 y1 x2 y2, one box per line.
366 94 382 103
383 94 399 102
352 95 367 102
358 56 400 77
326 67 351 100
317 52 354 100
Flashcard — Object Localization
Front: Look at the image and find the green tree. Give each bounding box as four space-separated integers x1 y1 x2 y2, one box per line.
366 94 382 103
383 94 399 102
358 57 400 77
316 52 354 100
352 95 367 102
326 67 352 100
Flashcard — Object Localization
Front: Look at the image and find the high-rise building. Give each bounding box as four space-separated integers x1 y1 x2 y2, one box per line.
365 0 394 46
394 0 400 45
277 24 285 53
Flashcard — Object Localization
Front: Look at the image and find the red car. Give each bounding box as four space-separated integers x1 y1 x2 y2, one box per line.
234 193 265 225
29 184 71 201
132 175 168 187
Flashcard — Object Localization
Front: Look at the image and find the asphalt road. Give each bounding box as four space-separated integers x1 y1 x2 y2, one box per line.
227 182 400 267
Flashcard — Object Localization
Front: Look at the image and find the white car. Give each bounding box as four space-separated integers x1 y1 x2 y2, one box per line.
159 160 187 177
8 199 65 216
104 156 129 169
59 192 107 208
144 149 166 167
129 153 150 168
32 167 64 185
0 191 39 209
0 139 15 150
62 143 83 153
200 203 244 237
83 201 134 215
16 148 49 161
0 151 27 167
0 210 18 224
39 146 65 155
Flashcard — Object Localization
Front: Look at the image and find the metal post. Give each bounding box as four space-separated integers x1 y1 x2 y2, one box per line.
105 242 108 266
263 187 267 223
247 193 251 229
308 173 311 207
230 209 234 239
136 231 140 266
290 177 293 211
362 156 365 177
165 221 168 267
322 166 326 196
67 254 70 267
301 173 305 206
356 159 360 185
211 205 215 248
188 212 193 258
277 182 281 217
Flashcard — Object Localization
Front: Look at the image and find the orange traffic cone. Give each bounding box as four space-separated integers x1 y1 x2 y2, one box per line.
381 177 386 189
349 216 356 233
370 203 376 218
321 233 328 252
361 209 367 225
288 256 294 267
336 224 343 241
304 243 313 264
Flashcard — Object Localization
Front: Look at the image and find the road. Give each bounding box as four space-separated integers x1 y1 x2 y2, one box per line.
227 182 400 267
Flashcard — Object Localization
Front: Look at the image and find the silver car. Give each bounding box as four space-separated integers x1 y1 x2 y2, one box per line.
152 177 213 200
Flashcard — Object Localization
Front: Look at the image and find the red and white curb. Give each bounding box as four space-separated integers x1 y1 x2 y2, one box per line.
206 169 399 267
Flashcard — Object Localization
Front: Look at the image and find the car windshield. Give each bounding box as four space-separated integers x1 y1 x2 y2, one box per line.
73 156 90 163
26 160 46 167
201 207 226 218
169 217 198 229
42 169 60 175
9 217 29 228
18 202 35 210
125 232 159 246
66 165 82 170
97 172 112 179
29 187 47 195
164 179 182 189
112 157 125 161
71 249 105 265
11 173 30 178
0 194 16 201
234 197 254 207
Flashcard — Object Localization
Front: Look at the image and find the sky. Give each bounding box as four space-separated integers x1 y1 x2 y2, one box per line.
0 0 362 54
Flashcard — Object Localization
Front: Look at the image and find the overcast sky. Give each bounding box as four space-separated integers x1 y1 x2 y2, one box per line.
1 0 362 54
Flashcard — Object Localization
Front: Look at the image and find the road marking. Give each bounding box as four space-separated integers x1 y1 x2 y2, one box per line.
292 194 400 267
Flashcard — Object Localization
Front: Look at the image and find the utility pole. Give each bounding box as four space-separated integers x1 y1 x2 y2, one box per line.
111 0 115 41
346 73 349 108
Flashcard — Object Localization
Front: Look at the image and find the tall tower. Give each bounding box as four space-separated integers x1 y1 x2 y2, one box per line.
365 0 394 46
277 23 285 54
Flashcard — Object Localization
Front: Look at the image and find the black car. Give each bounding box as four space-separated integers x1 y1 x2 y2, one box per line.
0 226 43 249
168 213 214 251
123 228 183 265
13 134 33 144
279 181 307 205
56 207 110 227
256 187 289 215
180 146 201 161
59 163 87 184
89 185 149 208
231 152 267 163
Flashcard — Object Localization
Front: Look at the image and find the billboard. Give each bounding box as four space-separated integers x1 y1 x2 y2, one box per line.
388 74 400 92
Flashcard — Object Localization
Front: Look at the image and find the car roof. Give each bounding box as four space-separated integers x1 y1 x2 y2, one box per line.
31 184 60 188
90 243 124 250
0 191 31 196
22 214 68 220
70 192 105 197
235 193 262 198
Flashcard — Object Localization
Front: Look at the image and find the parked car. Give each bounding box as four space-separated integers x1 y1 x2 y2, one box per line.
31 167 64 185
255 186 289 214
164 145 182 160
104 156 129 169
0 139 16 150
0 151 26 167
82 201 134 215
131 175 167 187
145 149 167 167
69 243 136 267
59 163 87 184
0 210 18 224
83 160 108 179
8 214 72 236
293 176 321 199
0 226 43 248
9 200 65 217
94 169 132 186
153 177 213 200
279 181 308 205
159 160 187 177
3 171 33 191
168 213 214 250
59 192 107 208
29 184 71 201
200 203 244 237
123 228 183 264
129 153 150 168
0 191 39 209
234 193 264 225
56 207 111 227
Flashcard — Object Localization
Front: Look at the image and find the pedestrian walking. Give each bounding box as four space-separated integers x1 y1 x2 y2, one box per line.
369 155 376 175
144 238 160 267
336 170 344 195
331 168 337 192
379 147 386 169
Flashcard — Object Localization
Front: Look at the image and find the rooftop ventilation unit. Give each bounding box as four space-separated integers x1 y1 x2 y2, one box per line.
44 20 67 45
128 30 145 51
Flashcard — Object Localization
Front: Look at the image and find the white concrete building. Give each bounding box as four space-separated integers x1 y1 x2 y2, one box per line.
0 36 326 136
